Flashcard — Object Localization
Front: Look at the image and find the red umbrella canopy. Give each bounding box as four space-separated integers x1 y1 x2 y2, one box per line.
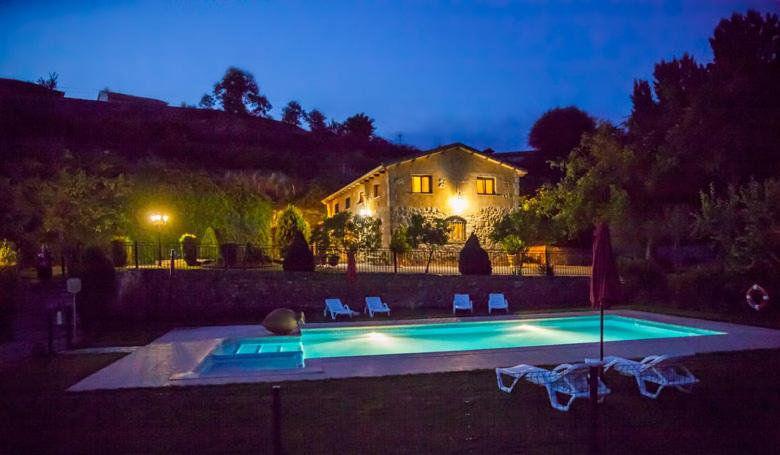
590 222 621 308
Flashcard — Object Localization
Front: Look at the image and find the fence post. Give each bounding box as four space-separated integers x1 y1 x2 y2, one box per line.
134 241 139 269
392 251 398 273
169 248 176 277
272 385 281 455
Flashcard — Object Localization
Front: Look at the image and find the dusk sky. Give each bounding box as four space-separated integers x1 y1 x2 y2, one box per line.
1 0 777 150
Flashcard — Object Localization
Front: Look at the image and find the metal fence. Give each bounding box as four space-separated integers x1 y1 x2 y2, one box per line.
113 242 591 276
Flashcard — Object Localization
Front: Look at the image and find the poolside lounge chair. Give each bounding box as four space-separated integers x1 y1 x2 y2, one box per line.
323 298 359 320
452 294 473 314
600 354 699 399
488 293 509 314
364 296 391 318
496 362 610 412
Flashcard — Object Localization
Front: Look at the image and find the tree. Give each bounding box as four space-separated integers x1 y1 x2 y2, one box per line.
458 233 492 275
281 101 305 127
342 113 375 139
311 212 381 254
36 72 58 90
491 193 563 247
209 67 272 117
282 230 315 272
198 93 215 109
305 109 328 133
528 107 595 182
693 179 780 274
274 204 310 256
404 214 448 274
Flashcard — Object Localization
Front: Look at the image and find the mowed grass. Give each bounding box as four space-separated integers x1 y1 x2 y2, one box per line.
2 349 780 454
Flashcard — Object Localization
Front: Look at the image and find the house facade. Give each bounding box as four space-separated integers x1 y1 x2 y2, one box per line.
321 143 526 248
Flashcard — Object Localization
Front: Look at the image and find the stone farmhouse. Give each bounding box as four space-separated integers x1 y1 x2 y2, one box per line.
321 143 527 248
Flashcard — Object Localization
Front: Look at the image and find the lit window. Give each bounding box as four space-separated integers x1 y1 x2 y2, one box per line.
476 177 496 195
345 197 351 209
446 217 466 242
411 175 432 193
373 184 380 198
358 192 365 204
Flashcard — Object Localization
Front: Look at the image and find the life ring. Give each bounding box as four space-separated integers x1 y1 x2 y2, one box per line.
746 284 769 311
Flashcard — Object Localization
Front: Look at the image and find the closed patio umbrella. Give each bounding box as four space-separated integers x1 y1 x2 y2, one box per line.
346 250 358 309
590 222 620 360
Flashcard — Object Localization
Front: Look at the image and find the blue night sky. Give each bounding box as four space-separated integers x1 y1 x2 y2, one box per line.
1 0 777 150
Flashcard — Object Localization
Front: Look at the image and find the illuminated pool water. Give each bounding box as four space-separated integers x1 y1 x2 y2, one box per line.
198 315 723 374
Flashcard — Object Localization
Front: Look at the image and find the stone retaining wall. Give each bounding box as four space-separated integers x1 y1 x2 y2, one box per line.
113 269 589 323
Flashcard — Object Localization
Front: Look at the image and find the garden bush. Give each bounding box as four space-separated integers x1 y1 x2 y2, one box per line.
220 243 239 268
179 233 198 266
110 236 129 267
458 234 492 275
618 258 668 304
283 230 314 272
0 265 19 341
78 246 116 331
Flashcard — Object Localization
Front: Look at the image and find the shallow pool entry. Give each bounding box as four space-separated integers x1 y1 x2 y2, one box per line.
197 337 304 375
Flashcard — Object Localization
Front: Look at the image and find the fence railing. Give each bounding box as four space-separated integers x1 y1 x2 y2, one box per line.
111 242 591 276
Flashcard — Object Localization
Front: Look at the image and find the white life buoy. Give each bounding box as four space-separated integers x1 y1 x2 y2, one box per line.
746 284 769 311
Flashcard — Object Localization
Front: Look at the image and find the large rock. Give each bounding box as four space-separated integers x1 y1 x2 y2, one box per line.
262 308 300 335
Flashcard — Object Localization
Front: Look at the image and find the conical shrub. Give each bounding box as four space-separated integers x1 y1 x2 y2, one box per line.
283 230 315 272
459 233 492 275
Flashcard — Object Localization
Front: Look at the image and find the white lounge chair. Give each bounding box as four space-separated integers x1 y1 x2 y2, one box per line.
452 294 473 314
364 296 391 318
496 363 610 412
601 355 699 399
323 298 359 320
488 293 509 314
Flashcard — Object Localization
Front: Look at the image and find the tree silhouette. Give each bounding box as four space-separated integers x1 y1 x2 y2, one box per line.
305 109 328 133
342 113 375 139
36 72 58 90
208 67 272 117
198 93 215 109
281 101 305 127
528 106 595 183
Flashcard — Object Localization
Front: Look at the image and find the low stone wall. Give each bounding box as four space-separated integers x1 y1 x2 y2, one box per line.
113 269 590 323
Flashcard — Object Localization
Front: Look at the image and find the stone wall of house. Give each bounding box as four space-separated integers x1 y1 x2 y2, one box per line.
112 269 589 323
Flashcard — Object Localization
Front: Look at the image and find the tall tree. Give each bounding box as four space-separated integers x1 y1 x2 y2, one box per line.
36 72 58 90
305 109 328 133
281 101 305 127
342 113 376 139
527 106 595 182
209 67 272 117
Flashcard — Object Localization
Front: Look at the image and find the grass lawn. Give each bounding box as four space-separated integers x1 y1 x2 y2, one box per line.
2 349 780 454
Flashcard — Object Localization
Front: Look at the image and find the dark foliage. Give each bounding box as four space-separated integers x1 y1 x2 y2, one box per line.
458 234 492 275
281 101 305 127
283 230 314 272
110 239 127 267
528 106 595 182
220 243 239 268
78 246 115 331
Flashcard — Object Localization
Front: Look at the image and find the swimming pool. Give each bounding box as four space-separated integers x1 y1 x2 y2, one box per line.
198 315 723 374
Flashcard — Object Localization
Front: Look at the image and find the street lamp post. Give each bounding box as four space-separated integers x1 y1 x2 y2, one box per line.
150 213 169 267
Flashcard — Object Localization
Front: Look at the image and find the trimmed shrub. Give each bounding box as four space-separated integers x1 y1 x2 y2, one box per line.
0 265 19 340
78 246 116 331
618 258 668 305
179 233 198 266
274 205 310 257
110 237 129 267
244 243 269 265
459 234 492 275
283 230 315 272
220 243 239 268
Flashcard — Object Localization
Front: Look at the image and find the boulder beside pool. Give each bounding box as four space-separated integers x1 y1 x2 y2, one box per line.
262 308 301 335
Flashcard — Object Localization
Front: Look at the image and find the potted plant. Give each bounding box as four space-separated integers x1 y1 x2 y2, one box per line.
500 235 527 275
179 233 198 266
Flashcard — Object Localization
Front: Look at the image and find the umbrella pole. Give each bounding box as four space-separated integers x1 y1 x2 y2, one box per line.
599 304 604 361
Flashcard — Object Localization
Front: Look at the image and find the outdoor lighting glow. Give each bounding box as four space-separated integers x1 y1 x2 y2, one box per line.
366 332 391 343
149 213 169 224
358 207 373 217
449 194 467 215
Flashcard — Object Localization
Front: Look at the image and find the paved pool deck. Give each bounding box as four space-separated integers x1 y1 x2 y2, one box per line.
69 310 780 391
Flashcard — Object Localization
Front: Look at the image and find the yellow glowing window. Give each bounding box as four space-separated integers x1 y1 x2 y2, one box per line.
411 175 432 193
476 177 496 195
